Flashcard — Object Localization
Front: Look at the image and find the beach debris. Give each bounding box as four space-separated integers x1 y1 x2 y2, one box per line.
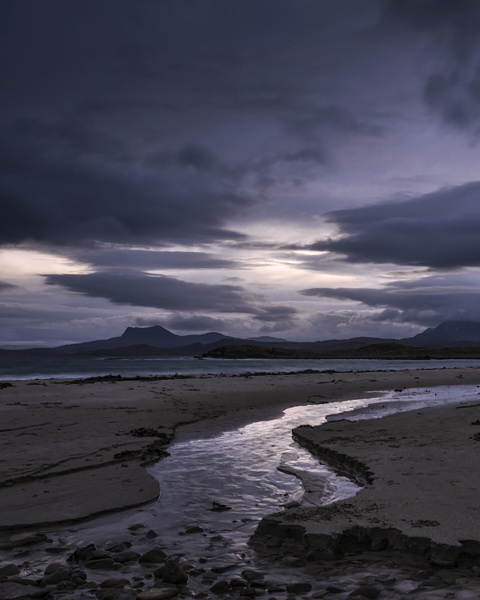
411 519 440 528
114 440 169 464
129 427 172 444
209 501 232 512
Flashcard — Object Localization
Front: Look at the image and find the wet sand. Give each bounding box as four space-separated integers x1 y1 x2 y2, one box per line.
3 367 480 599
1 366 480 531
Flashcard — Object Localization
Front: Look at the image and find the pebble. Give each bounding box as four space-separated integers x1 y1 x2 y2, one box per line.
285 582 312 594
139 548 168 564
44 562 65 575
185 526 204 534
128 523 146 531
85 557 118 569
144 529 159 539
67 542 97 563
242 569 264 582
237 587 256 597
100 577 131 588
114 550 141 563
326 583 345 593
106 541 132 553
0 532 48 549
161 557 188 585
95 589 137 600
0 564 20 576
347 585 381 599
5 526 480 600
42 566 72 585
0 581 44 599
210 579 231 594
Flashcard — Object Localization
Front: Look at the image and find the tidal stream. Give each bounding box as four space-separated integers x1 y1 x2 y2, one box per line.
11 385 480 595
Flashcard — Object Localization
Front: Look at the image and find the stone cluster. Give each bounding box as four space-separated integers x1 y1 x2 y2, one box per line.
2 527 480 600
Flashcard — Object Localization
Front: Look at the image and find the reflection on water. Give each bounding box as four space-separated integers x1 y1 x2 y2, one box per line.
11 385 479 585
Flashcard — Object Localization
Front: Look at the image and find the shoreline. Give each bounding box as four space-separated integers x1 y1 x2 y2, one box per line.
1 366 480 530
251 397 480 569
2 367 480 598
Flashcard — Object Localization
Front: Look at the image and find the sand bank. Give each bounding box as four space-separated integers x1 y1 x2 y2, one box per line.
252 382 480 567
1 366 480 530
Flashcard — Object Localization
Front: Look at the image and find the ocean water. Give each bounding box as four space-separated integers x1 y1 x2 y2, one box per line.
1 354 480 380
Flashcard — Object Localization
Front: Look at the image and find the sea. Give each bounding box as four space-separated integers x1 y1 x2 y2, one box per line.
1 353 479 381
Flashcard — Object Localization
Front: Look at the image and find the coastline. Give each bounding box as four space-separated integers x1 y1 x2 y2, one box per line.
2 367 480 598
251 389 480 569
1 366 480 530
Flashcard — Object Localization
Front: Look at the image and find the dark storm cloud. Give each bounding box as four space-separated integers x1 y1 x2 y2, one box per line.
165 315 231 333
309 181 480 268
0 142 249 247
386 0 480 133
148 145 218 172
301 273 480 325
253 305 298 323
252 305 298 333
44 272 258 314
12 117 128 164
386 0 480 55
284 106 383 139
0 281 16 292
147 142 328 197
72 249 241 271
0 0 388 253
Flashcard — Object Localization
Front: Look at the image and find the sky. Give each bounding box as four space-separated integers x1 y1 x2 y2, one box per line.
2 0 480 348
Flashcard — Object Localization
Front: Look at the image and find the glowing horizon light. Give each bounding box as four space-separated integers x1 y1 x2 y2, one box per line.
0 249 91 279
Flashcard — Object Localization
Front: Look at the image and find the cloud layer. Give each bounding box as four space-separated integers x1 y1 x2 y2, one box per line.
45 273 257 313
308 182 480 268
301 273 480 326
2 1 480 345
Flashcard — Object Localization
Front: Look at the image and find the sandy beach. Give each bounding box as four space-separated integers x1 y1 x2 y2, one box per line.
2 366 480 599
0 366 479 530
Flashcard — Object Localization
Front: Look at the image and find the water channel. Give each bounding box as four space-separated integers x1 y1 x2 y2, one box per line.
11 384 480 595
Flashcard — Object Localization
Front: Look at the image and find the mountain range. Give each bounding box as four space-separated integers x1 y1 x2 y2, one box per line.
3 320 480 359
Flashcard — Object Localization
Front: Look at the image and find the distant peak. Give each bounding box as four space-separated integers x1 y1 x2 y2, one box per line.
121 325 173 338
414 320 480 343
